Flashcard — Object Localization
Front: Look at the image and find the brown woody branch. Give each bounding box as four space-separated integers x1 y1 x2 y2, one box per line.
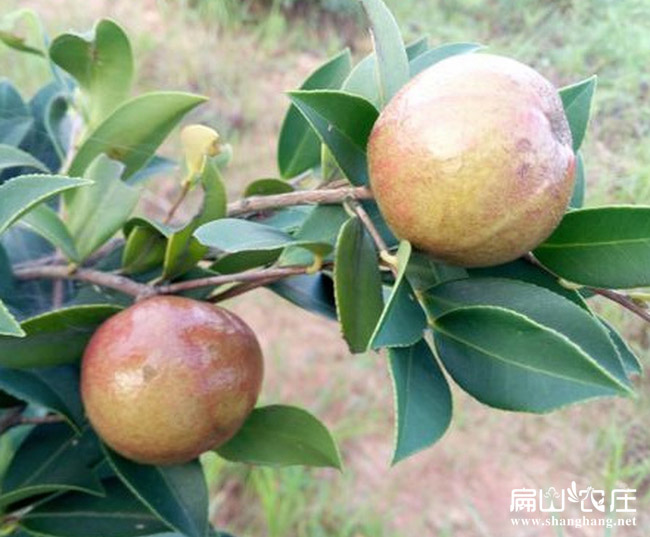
0 408 64 435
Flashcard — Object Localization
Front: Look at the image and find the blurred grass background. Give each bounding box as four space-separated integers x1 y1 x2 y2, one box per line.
1 0 649 535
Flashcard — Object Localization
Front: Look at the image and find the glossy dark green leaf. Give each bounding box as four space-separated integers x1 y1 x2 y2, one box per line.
50 19 134 127
288 90 378 186
334 217 383 353
0 144 48 173
195 218 331 257
0 300 23 337
409 42 483 77
65 155 139 261
0 366 84 429
370 241 426 349
534 206 650 288
434 305 630 412
278 50 352 179
388 339 451 464
405 250 467 292
358 0 409 107
425 278 629 390
104 448 209 537
19 204 79 262
0 424 103 509
243 178 294 197
121 218 171 275
0 174 91 237
560 75 597 151
68 92 207 179
21 478 169 537
163 159 227 280
569 151 585 208
211 250 279 274
256 206 313 233
0 305 121 368
217 405 342 469
267 273 337 321
599 317 642 378
468 258 587 310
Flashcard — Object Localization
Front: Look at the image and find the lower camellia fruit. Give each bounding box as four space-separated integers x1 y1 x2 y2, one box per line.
368 53 576 267
81 296 263 465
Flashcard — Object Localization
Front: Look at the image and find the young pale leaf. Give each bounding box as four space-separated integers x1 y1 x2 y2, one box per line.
409 42 483 77
195 218 331 258
217 405 342 469
0 424 103 509
243 178 294 197
0 144 48 173
50 19 134 127
68 92 207 179
560 75 597 151
569 151 585 208
370 241 426 349
21 478 170 537
433 306 630 413
19 204 79 262
334 217 384 352
104 448 209 537
425 278 629 389
599 317 642 378
0 299 23 337
278 49 352 179
0 9 46 56
268 273 337 321
0 305 122 369
288 90 378 186
358 0 409 107
163 159 227 280
65 155 139 261
0 174 91 237
389 339 452 464
0 366 84 429
534 206 650 288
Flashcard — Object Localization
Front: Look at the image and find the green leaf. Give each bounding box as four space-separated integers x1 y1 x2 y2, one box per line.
0 366 84 429
21 478 170 537
0 305 121 368
599 318 642 378
560 75 597 151
433 305 630 412
0 81 32 147
65 155 139 261
211 250 280 274
68 92 207 179
388 339 452 464
0 174 91 237
195 218 331 258
468 258 587 310
0 424 103 509
127 155 177 186
370 241 426 349
122 226 168 275
0 144 48 173
267 273 337 321
0 299 23 337
278 204 349 267
288 90 378 186
569 151 585 209
425 278 630 391
405 36 429 59
104 448 209 537
243 178 294 197
405 250 467 292
358 0 409 107
0 9 46 57
217 405 342 469
19 204 79 262
534 206 650 288
409 42 483 77
162 159 227 280
50 19 134 127
278 49 352 179
334 217 383 352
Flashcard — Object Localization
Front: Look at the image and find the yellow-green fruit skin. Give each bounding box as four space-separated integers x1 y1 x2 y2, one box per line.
81 296 263 465
368 53 576 267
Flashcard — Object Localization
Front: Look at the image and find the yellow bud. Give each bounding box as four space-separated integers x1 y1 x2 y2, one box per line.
181 124 221 177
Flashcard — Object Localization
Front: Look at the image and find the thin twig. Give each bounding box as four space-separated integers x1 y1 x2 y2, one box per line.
0 407 24 435
0 410 65 436
164 182 191 224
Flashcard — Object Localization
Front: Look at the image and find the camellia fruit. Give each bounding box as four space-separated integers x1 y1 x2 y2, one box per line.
81 296 263 465
368 53 576 267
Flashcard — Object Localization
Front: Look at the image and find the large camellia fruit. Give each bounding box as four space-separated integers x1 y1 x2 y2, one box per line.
81 296 263 465
368 53 576 267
